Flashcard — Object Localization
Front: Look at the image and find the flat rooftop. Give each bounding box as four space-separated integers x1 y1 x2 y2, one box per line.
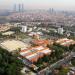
2 31 15 36
0 25 11 32
1 40 28 52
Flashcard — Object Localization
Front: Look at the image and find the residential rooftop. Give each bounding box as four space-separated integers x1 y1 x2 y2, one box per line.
56 38 75 46
20 46 52 63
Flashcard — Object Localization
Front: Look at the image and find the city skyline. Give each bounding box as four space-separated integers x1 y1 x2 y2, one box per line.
0 0 75 11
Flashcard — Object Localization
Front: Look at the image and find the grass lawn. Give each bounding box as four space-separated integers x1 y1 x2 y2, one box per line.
16 32 30 39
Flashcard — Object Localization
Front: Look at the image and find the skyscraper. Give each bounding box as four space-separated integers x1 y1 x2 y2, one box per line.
13 3 24 12
13 4 16 12
19 4 21 12
18 4 24 12
22 4 24 12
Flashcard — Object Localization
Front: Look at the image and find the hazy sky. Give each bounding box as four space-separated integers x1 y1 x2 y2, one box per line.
0 0 75 10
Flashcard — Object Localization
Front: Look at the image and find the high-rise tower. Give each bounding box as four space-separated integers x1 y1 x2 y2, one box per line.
22 4 24 12
18 4 21 12
13 4 16 12
13 3 24 12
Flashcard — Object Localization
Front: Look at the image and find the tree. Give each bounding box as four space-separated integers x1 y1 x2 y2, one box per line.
42 55 49 62
59 66 70 75
9 27 21 33
71 58 75 66
0 47 24 75
69 44 75 52
51 45 64 59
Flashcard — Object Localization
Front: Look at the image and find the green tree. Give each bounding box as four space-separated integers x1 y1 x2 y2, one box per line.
69 44 75 52
59 67 70 75
0 47 24 75
42 55 49 62
71 58 75 66
52 45 64 59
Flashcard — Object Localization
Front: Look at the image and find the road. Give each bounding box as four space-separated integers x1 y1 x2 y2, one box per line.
37 52 75 75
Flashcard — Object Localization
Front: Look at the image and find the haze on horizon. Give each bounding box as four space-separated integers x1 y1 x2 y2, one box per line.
0 0 75 11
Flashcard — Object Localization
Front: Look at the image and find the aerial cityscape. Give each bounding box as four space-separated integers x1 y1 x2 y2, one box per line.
0 0 75 75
